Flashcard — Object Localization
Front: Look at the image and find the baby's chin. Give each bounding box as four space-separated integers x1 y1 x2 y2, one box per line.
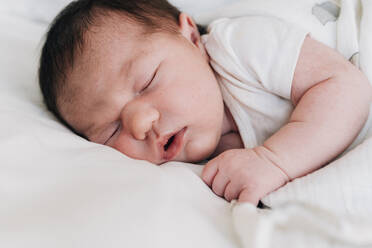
182 139 219 163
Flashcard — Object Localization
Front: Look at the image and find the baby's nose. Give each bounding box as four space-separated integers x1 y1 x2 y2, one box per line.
128 107 160 140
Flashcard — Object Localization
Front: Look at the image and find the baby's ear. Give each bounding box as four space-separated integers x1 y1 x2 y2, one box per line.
178 13 208 58
178 13 201 45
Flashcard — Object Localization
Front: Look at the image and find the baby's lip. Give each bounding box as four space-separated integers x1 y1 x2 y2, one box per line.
157 127 187 162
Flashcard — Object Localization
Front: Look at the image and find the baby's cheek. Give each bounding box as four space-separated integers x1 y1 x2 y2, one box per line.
185 135 219 163
113 136 141 159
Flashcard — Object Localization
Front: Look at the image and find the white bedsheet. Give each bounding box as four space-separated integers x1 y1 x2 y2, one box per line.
1 1 372 248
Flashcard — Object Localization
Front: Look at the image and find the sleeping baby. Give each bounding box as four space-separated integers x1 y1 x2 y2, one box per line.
39 0 372 206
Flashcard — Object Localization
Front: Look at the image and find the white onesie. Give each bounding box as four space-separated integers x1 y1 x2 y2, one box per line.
201 16 372 153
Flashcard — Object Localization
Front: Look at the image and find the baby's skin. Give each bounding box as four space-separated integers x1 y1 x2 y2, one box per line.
59 12 372 205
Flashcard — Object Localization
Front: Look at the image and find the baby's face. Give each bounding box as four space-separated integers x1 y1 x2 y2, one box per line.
61 14 226 164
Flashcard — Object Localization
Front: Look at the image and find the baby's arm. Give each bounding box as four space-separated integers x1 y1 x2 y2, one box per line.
265 36 372 179
202 36 372 204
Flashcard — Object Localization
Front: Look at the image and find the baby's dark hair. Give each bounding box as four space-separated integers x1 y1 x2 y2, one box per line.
39 0 206 135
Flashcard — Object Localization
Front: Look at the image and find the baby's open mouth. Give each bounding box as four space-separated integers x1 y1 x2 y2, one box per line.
164 135 175 151
161 127 187 161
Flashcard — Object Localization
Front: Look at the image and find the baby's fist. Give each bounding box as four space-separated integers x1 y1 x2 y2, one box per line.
201 147 289 205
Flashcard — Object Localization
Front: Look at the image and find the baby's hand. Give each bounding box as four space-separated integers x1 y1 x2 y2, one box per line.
201 147 290 205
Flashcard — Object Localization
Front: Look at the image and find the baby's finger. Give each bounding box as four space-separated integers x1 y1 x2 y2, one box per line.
201 160 219 186
224 180 243 202
211 172 230 197
238 188 260 206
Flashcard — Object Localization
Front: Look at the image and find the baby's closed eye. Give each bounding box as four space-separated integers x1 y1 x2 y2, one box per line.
140 69 157 93
104 122 121 145
137 64 159 94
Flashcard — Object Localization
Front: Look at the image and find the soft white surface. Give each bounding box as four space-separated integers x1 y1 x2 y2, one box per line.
0 0 69 24
233 202 372 248
2 1 372 248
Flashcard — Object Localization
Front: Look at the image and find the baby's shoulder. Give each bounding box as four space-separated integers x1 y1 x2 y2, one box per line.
207 15 295 37
203 15 302 57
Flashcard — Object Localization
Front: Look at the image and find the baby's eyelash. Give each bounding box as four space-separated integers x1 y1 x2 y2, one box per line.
141 79 152 92
141 68 158 93
104 124 121 145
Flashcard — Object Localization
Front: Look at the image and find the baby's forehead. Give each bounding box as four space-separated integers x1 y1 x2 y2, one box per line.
62 20 146 112
72 17 172 87
83 16 142 57
72 18 145 80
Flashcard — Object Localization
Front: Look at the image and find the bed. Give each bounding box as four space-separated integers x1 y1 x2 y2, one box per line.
1 0 372 247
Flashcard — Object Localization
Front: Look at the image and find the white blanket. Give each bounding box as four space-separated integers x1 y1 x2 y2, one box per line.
1 1 372 248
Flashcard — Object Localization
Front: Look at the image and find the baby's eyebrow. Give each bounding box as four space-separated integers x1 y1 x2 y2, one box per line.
86 125 110 144
82 122 99 142
80 112 109 143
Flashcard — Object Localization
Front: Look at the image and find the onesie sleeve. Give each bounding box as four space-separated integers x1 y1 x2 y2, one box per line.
205 16 309 100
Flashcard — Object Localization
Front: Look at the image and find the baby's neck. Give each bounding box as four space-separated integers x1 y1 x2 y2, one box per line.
209 132 244 159
209 105 243 159
221 104 239 135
